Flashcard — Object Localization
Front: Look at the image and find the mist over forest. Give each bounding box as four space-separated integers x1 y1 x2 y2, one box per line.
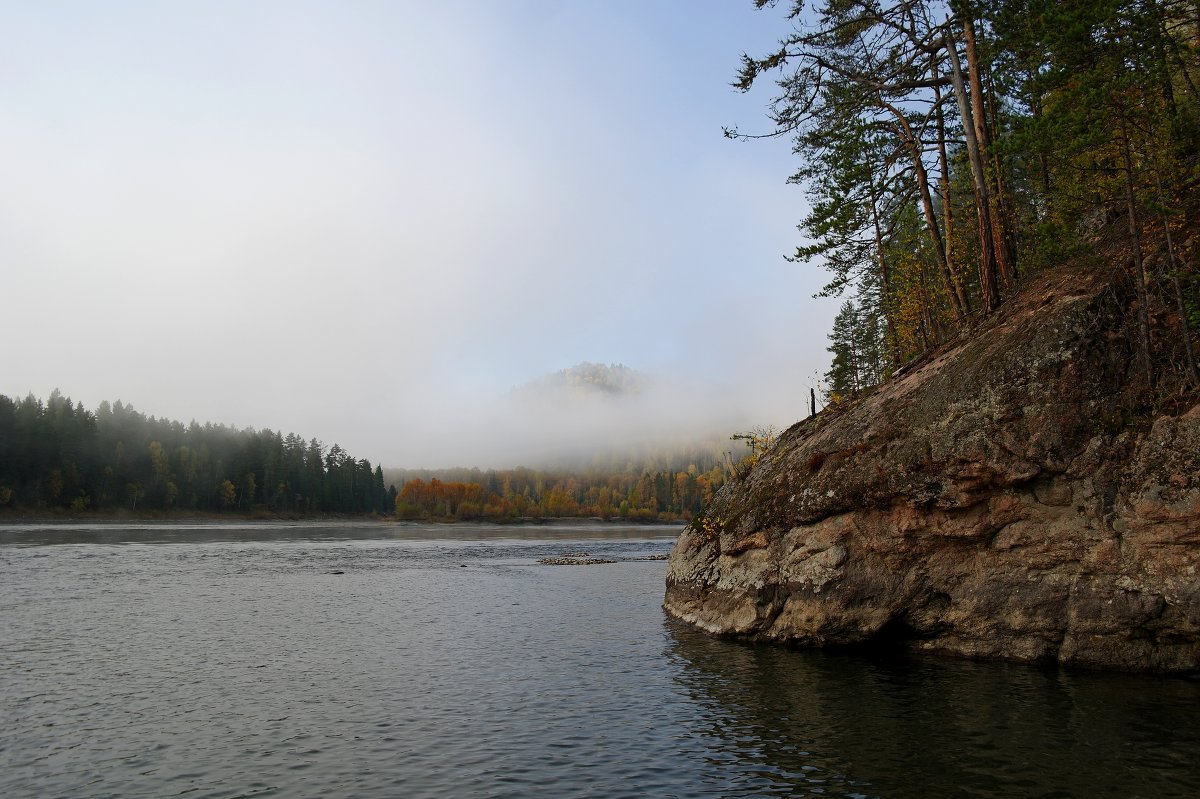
0 368 756 520
403 362 760 470
1 2 832 470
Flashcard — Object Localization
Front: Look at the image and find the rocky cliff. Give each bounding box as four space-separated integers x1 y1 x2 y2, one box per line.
665 261 1200 673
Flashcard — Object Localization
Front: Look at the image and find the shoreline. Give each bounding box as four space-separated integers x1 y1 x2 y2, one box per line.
0 509 685 527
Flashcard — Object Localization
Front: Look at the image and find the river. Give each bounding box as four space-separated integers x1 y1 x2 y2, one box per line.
2 521 1198 798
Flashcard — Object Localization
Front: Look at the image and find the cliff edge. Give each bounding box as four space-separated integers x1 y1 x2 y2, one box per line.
665 260 1200 673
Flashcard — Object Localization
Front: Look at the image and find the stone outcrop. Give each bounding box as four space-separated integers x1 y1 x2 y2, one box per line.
665 262 1200 673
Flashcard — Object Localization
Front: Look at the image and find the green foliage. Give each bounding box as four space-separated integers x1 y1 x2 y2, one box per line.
1185 282 1200 331
825 295 888 397
0 391 393 515
1016 217 1089 276
739 0 1200 392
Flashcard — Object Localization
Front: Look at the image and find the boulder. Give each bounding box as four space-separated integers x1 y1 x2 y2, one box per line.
665 262 1200 673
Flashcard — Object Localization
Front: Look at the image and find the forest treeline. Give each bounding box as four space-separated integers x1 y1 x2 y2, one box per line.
0 390 739 521
384 454 730 523
731 0 1200 399
0 391 393 514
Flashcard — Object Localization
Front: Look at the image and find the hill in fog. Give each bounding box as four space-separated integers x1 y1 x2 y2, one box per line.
513 362 646 399
389 361 755 470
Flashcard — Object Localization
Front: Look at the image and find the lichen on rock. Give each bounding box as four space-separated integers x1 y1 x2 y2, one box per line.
665 262 1200 673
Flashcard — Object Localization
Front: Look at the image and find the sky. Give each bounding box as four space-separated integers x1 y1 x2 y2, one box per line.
1 0 837 468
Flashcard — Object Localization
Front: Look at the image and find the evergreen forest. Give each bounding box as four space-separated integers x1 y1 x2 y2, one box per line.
729 0 1199 399
0 391 393 515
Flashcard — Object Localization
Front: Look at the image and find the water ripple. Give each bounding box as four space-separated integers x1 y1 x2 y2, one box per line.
2 524 1199 798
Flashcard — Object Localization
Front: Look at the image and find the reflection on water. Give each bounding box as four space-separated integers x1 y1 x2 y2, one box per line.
664 620 1200 798
2 522 1197 798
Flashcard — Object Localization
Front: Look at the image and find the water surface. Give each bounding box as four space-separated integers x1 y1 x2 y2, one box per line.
2 522 1198 798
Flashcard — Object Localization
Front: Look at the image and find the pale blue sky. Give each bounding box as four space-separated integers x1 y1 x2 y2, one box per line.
1 1 835 466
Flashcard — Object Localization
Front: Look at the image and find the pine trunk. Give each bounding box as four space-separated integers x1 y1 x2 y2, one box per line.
962 15 1016 292
932 62 971 315
944 27 1001 314
880 100 968 323
869 188 904 364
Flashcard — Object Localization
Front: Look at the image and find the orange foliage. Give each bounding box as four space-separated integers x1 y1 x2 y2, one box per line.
392 464 726 523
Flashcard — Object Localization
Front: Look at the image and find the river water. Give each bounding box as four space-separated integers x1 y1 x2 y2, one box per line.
2 521 1198 798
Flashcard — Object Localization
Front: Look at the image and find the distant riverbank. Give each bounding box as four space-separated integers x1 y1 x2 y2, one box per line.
0 508 684 526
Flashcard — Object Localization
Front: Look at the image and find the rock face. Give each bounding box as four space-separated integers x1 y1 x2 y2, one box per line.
665 263 1200 673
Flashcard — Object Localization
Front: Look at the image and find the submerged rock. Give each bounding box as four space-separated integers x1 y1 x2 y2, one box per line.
538 555 619 565
665 262 1200 673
